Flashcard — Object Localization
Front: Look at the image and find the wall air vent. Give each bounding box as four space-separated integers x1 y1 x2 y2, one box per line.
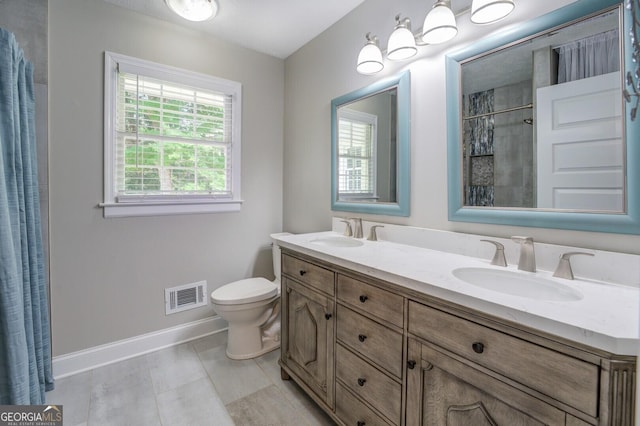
165 281 207 315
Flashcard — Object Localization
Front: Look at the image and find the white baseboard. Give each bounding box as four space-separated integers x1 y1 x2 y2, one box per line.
52 316 227 379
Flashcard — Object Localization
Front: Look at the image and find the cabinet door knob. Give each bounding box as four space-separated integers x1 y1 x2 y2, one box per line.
358 334 367 342
299 270 307 276
357 378 367 387
325 313 332 320
359 295 368 303
472 342 484 354
407 360 416 369
357 422 366 426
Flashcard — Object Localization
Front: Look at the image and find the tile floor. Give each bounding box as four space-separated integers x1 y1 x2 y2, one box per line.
46 331 335 426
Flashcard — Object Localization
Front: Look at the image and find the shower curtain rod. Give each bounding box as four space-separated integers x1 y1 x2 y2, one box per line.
463 103 533 121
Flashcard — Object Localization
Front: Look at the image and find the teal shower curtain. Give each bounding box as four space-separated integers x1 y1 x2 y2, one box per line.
0 28 53 404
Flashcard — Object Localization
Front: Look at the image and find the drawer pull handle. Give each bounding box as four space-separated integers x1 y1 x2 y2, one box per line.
359 295 368 303
358 334 367 342
325 313 332 320
407 360 416 369
472 342 485 354
357 422 366 426
299 270 307 276
357 378 367 387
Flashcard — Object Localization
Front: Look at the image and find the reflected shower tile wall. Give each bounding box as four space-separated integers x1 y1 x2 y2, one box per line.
466 90 495 155
467 185 494 207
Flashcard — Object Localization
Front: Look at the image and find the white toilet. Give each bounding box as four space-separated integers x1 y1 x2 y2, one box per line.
210 233 290 360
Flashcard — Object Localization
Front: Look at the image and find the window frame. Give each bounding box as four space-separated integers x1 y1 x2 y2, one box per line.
102 51 242 218
337 108 378 201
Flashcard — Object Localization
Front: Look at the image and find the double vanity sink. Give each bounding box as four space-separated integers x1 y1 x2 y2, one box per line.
277 227 638 425
311 235 585 302
285 230 639 354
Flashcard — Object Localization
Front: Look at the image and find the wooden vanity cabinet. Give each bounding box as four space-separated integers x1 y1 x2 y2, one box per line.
335 274 405 425
280 253 336 408
406 338 568 425
278 248 637 426
406 300 637 426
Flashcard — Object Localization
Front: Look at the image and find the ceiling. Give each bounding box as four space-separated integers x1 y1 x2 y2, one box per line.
103 0 366 59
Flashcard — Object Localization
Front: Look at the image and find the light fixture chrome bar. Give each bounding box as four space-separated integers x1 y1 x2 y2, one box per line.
463 103 533 120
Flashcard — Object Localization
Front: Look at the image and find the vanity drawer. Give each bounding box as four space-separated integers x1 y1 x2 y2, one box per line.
337 304 403 378
336 344 401 425
282 254 335 296
337 274 404 327
336 382 393 426
408 301 599 417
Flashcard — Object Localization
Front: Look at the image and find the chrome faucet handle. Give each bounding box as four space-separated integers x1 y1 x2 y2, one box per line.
350 217 363 239
340 220 353 237
553 252 594 280
480 240 507 267
511 236 533 244
511 236 536 272
367 225 384 241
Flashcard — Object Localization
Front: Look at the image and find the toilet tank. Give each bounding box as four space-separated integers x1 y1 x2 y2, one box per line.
270 233 291 283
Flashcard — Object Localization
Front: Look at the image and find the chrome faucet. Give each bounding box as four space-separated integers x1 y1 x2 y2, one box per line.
340 220 353 237
480 240 507 267
350 218 363 239
553 252 594 280
367 225 384 241
511 236 536 272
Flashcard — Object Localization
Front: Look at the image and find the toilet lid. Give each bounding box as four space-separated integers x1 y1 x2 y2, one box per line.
210 277 278 305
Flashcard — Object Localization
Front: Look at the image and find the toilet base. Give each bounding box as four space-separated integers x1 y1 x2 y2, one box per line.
226 322 280 360
226 338 280 360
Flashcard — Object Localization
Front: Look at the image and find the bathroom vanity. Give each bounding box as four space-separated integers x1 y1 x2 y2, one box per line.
276 231 638 426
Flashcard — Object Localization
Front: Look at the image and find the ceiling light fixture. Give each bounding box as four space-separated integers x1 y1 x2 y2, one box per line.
356 33 385 75
164 0 218 22
422 0 458 45
470 0 515 24
387 15 418 61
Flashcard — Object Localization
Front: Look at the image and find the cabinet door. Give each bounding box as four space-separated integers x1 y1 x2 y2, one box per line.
406 339 566 426
282 277 335 406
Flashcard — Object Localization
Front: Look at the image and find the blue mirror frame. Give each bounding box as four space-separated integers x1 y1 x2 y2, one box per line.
446 0 640 234
331 70 411 216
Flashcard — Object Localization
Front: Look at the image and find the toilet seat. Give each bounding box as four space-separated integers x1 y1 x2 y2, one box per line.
211 277 278 305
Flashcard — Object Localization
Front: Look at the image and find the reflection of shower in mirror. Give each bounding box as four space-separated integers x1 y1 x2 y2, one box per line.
523 118 533 125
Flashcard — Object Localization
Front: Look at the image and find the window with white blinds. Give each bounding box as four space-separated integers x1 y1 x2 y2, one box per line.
337 109 377 199
103 52 242 217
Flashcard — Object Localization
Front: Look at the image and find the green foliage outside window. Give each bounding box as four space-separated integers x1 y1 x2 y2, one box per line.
119 81 230 194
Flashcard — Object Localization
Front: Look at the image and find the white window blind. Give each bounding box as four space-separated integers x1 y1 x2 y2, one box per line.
337 109 377 198
116 71 233 200
103 52 242 217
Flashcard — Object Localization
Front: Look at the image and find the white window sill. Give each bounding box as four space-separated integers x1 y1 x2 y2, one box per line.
100 200 243 218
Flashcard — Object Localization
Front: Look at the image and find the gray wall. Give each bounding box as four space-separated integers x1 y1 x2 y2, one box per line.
494 80 534 208
283 0 640 255
49 0 284 356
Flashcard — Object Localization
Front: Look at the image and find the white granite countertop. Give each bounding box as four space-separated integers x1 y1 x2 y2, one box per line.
274 231 640 356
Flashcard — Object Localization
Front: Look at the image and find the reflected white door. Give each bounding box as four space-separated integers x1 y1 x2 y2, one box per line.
536 71 623 211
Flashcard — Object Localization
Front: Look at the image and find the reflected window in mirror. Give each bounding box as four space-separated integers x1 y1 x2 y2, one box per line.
338 109 378 200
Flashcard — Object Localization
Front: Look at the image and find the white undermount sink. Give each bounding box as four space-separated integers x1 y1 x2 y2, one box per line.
310 236 364 248
452 267 583 302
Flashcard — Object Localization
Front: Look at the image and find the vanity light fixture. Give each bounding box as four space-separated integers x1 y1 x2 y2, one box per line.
356 33 385 75
164 0 218 22
422 0 458 44
470 0 515 24
355 0 516 74
387 15 418 61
